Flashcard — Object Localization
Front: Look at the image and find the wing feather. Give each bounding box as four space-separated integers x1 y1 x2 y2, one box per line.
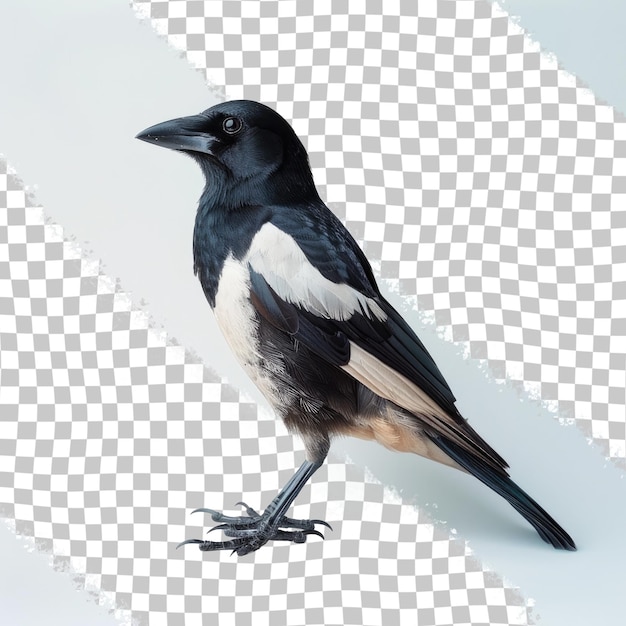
245 214 508 472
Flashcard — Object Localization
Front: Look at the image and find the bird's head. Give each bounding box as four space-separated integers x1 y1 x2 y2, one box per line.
136 100 318 209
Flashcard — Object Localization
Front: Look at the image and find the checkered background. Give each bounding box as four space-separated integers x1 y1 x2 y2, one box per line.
1 0 625 623
0 162 530 624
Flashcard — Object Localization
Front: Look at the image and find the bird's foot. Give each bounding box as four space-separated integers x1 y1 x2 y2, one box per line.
178 501 332 556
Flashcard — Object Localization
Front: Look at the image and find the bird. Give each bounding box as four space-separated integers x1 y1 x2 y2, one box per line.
136 99 576 555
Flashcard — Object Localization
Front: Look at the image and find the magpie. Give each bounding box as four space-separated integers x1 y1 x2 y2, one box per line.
136 100 576 555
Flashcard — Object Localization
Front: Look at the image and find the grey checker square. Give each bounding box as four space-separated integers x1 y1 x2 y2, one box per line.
0 161 532 624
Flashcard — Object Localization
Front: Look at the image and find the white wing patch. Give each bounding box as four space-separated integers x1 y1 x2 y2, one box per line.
246 222 386 322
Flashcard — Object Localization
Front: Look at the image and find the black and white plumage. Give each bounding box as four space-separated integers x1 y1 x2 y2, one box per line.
136 100 576 554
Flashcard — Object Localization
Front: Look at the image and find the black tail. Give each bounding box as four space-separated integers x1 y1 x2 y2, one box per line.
429 435 576 551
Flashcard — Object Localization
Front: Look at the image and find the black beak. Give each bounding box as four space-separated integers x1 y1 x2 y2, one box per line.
135 114 218 154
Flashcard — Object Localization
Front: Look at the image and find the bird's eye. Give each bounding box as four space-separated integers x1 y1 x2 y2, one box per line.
222 117 243 135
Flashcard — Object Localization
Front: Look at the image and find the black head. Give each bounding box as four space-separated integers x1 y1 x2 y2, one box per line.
136 100 319 208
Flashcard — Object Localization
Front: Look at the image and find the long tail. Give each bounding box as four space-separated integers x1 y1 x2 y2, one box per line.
429 435 576 551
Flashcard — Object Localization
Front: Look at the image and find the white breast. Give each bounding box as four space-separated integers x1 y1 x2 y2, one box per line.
213 255 259 366
213 254 292 409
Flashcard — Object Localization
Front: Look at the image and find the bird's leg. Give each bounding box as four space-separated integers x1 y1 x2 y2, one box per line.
179 459 330 556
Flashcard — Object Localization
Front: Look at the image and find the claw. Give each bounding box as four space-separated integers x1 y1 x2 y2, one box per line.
191 507 221 520
176 538 204 549
306 529 325 541
235 501 260 517
311 519 333 531
207 524 229 534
